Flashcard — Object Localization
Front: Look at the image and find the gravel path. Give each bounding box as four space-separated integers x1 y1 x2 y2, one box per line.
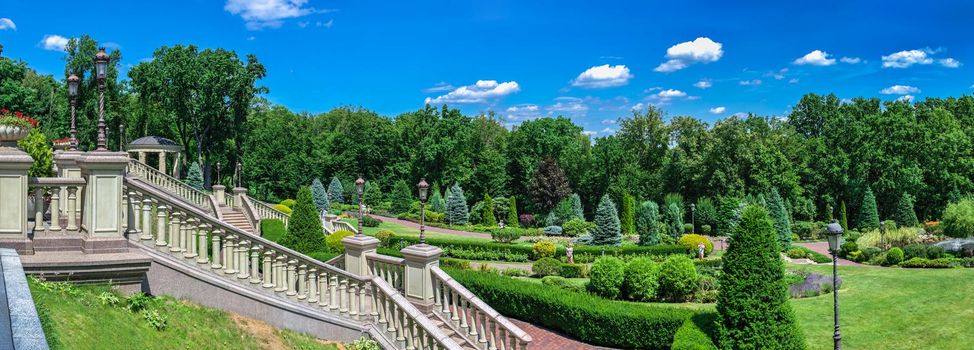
370 214 493 239
794 242 865 266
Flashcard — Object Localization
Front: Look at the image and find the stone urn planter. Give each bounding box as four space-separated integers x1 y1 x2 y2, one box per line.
0 125 31 147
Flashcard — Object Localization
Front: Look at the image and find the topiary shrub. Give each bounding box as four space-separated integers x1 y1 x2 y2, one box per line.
280 187 326 254
588 256 625 299
362 215 382 227
658 255 698 302
701 224 712 235
677 234 714 257
541 276 586 293
310 178 330 210
375 229 395 247
591 194 622 245
531 241 556 260
623 257 660 302
785 247 807 259
885 247 904 265
325 230 355 253
857 187 880 231
717 205 804 349
532 257 561 277
903 244 927 260
490 228 521 243
280 199 297 209
560 263 588 278
184 162 204 191
327 176 345 204
840 241 859 259
562 218 593 236
683 223 694 234
635 200 662 246
543 225 564 236
272 204 292 214
942 198 974 238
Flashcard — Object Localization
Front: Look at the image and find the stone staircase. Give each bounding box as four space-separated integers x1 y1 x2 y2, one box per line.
429 313 480 350
220 206 255 234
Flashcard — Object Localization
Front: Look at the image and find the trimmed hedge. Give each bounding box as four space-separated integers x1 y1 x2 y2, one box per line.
446 268 707 349
671 313 718 350
387 235 687 261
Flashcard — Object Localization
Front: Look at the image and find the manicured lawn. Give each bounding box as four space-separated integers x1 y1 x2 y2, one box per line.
30 278 341 350
790 264 974 350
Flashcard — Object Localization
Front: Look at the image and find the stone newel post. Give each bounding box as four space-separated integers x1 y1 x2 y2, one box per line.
0 145 34 254
341 234 379 276
212 185 226 206
231 187 247 209
77 151 130 254
401 243 443 309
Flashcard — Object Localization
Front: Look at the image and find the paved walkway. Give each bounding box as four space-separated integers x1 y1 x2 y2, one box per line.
794 242 865 266
371 214 492 239
510 319 604 350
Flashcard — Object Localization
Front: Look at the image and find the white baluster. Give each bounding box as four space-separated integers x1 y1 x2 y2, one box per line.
155 205 168 248
197 223 210 264
49 189 61 232
211 229 223 270
66 187 78 231
169 212 182 253
250 246 261 284
307 268 318 303
262 251 274 288
297 265 308 300
237 240 250 279
140 198 153 241
286 260 297 297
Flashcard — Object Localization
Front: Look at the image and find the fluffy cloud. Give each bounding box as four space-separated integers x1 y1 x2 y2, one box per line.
423 82 455 93
654 37 723 72
425 80 520 104
571 64 633 88
0 18 15 30
646 89 691 104
693 80 712 89
739 79 762 86
224 0 319 30
504 104 540 121
546 97 588 115
582 130 598 137
840 57 862 64
882 49 934 68
788 78 799 84
631 102 645 111
40 35 69 51
939 58 961 68
793 50 836 66
880 85 920 95
897 95 915 103
709 106 726 114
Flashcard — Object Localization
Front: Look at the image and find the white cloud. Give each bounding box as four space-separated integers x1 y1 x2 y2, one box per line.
504 104 540 121
764 68 788 80
546 97 588 114
709 106 726 114
571 64 633 88
297 21 309 28
840 57 861 64
880 84 920 95
582 130 598 137
424 80 520 104
631 102 645 111
600 127 616 134
693 80 712 89
247 36 256 41
317 19 333 28
654 37 723 72
788 78 799 84
423 82 456 93
40 35 69 51
793 50 836 66
739 79 762 86
939 58 961 68
646 89 691 104
882 49 934 68
224 0 316 30
897 95 915 103
0 18 15 30
601 119 616 125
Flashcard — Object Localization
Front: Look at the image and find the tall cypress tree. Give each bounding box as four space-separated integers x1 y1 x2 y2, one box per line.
389 180 412 214
507 196 519 227
620 193 636 235
310 178 330 210
894 192 919 227
717 205 805 349
857 187 880 231
717 196 741 236
482 194 497 226
446 184 469 225
591 194 622 245
281 187 327 254
431 184 447 213
839 201 849 231
766 189 793 249
664 202 684 239
185 162 204 191
569 193 584 220
635 200 661 246
363 181 382 207
327 176 345 204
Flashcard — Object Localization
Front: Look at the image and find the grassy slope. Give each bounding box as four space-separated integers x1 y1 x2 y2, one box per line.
790 264 974 350
30 279 339 350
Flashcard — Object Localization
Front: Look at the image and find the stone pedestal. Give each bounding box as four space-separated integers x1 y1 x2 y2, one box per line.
77 151 130 254
400 243 443 309
0 146 34 254
341 234 380 276
232 187 247 209
213 185 226 206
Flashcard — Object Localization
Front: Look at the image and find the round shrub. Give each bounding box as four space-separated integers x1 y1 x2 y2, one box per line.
903 244 926 260
273 204 293 215
532 257 562 277
677 234 713 256
362 215 382 227
531 241 556 260
785 247 807 259
543 225 564 236
701 224 712 235
658 255 698 302
840 241 859 258
926 245 946 259
490 228 522 243
518 214 535 227
280 199 297 209
623 257 661 302
588 256 625 299
375 229 395 247
683 223 694 234
885 247 904 265
325 230 355 253
942 198 974 238
562 218 593 236
559 263 588 278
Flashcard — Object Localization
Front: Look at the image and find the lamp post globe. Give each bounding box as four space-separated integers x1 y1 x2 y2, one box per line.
67 74 80 151
93 48 110 151
355 176 365 236
825 219 844 350
417 178 429 244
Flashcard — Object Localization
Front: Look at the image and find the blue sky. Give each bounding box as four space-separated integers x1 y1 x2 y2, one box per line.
2 0 973 136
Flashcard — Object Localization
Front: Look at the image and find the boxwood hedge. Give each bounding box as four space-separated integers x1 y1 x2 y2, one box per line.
388 235 687 261
445 268 713 349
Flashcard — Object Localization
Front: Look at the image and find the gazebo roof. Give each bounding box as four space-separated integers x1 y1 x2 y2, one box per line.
127 136 181 152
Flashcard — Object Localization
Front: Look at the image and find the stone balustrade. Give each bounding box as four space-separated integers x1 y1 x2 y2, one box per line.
124 176 462 350
367 253 405 291
27 177 86 234
251 199 290 227
332 220 358 234
126 158 213 214
431 266 532 350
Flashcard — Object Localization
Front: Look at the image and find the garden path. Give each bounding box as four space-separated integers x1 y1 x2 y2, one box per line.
469 261 533 272
509 319 604 350
370 214 493 239
794 242 865 266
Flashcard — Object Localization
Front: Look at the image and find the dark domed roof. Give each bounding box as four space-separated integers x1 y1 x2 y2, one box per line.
127 136 181 152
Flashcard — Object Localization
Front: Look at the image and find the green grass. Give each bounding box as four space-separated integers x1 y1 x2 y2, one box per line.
790 264 974 350
29 278 339 350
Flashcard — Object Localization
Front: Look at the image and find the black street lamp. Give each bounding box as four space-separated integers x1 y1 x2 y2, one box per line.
690 203 696 233
67 74 80 151
216 161 222 186
417 178 429 244
94 48 110 151
879 221 887 250
355 176 365 237
119 123 125 151
826 219 844 350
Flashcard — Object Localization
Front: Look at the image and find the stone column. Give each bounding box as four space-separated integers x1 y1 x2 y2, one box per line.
138 151 146 164
231 187 247 209
77 151 130 254
212 185 226 206
158 152 167 174
342 235 380 276
400 243 444 310
0 145 34 254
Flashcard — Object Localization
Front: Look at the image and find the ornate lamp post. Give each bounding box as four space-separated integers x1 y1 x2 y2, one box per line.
215 161 222 185
94 47 110 151
355 176 365 237
234 161 242 188
879 221 886 250
690 203 696 233
119 123 125 151
417 178 429 244
67 74 80 151
826 220 844 350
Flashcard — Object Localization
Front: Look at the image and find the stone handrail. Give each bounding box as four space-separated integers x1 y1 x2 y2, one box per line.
27 177 86 234
126 159 213 214
124 176 461 350
366 253 405 291
326 254 345 269
332 220 358 234
239 195 262 234
252 199 290 227
431 266 532 350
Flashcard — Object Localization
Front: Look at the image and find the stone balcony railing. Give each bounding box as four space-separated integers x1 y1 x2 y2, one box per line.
27 177 86 235
126 158 213 214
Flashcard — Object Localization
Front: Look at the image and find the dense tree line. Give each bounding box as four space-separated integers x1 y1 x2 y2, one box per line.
4 38 974 225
